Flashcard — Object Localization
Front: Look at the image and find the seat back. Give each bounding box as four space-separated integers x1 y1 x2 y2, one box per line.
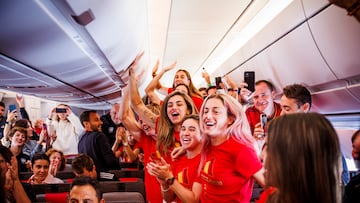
103 192 144 203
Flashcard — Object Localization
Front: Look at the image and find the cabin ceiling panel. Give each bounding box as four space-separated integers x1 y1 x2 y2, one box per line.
0 0 148 109
220 53 277 89
306 5 360 79
67 0 149 73
301 0 329 16
0 1 91 73
264 23 337 87
223 23 337 89
162 0 252 87
224 0 305 73
311 89 360 114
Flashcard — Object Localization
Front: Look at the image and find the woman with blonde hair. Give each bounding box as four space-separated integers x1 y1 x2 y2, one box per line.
197 93 264 202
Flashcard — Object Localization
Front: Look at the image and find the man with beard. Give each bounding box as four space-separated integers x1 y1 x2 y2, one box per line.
100 103 124 146
78 110 120 173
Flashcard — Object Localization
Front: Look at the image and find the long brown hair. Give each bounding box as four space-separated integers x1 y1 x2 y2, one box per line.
266 113 341 203
157 91 197 154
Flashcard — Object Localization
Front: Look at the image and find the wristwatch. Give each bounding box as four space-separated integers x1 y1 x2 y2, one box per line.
166 177 176 186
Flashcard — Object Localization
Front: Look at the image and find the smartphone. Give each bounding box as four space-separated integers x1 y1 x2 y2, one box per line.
215 76 222 88
9 104 17 112
244 71 255 92
260 114 267 129
42 123 49 140
55 108 67 113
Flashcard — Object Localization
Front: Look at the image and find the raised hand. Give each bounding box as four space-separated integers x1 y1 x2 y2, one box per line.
163 61 177 72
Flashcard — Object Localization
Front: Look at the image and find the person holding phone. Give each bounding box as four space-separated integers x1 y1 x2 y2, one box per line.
46 104 84 155
244 80 281 148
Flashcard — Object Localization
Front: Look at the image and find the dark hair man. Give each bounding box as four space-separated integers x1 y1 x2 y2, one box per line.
71 154 117 181
68 176 105 203
280 83 312 115
0 101 7 139
78 110 120 173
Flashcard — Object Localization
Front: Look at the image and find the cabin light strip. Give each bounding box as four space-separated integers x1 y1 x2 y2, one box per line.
202 0 294 77
34 0 125 89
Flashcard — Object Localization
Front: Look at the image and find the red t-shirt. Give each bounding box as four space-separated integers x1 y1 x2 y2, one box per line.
171 154 201 203
168 87 203 112
137 132 162 203
198 136 262 203
245 102 281 134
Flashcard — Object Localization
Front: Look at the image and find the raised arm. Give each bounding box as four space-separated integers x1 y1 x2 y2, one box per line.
16 95 30 120
127 53 158 129
225 75 238 91
130 67 157 129
146 60 177 96
144 60 161 105
202 70 212 86
118 84 142 142
2 110 17 144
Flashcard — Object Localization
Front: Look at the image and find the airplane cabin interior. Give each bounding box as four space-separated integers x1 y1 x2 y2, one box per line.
0 0 359 202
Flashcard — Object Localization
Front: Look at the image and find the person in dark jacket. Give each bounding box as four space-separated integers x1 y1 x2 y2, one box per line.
78 110 120 173
0 101 7 140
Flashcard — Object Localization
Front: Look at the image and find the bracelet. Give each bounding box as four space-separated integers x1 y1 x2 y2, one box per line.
347 0 360 16
161 186 170 192
152 72 157 78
